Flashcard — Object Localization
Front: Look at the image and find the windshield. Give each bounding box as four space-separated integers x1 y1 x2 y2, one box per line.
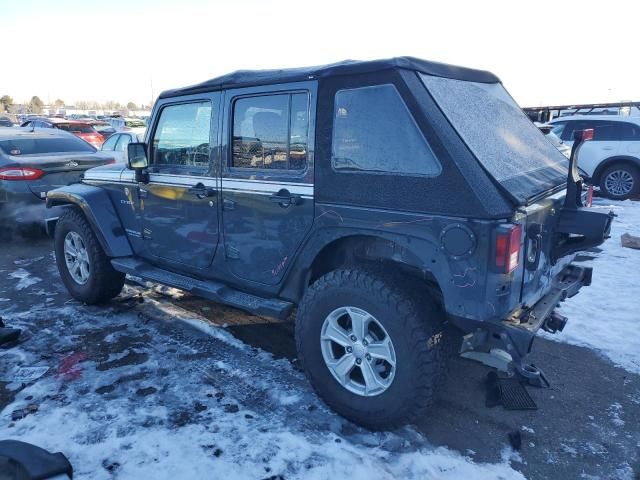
420 74 568 203
0 136 96 155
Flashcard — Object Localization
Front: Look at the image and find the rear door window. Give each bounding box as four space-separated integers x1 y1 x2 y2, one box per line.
331 84 441 176
231 92 309 171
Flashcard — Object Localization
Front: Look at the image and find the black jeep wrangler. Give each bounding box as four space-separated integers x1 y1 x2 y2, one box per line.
47 57 613 430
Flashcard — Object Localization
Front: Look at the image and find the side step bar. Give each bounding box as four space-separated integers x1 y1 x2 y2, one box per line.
111 257 294 320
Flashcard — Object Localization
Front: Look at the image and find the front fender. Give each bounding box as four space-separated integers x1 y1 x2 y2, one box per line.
47 184 133 258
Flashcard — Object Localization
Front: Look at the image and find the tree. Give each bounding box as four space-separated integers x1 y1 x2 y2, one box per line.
0 95 13 113
76 100 90 110
126 101 138 111
29 96 44 114
54 99 65 107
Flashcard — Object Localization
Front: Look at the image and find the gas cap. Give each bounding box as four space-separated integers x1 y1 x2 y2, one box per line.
440 223 476 259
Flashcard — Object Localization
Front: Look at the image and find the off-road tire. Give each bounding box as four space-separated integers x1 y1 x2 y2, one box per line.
599 163 640 200
54 208 125 304
296 268 445 430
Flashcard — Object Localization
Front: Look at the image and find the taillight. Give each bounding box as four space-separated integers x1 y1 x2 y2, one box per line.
0 167 44 181
495 224 522 273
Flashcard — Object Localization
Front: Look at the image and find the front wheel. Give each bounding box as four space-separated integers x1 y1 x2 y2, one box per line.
295 269 445 430
600 163 639 200
54 208 125 304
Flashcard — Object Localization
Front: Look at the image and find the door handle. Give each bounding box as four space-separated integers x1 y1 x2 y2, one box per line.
269 189 301 207
188 183 217 199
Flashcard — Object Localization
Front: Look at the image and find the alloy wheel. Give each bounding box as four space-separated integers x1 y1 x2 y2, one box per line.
605 169 634 197
64 231 91 285
320 306 396 396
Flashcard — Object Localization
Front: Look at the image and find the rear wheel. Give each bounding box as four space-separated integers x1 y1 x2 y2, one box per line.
600 163 639 200
296 269 445 430
54 208 125 304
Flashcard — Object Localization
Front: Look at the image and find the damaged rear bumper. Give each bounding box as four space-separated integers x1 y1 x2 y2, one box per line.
451 263 592 375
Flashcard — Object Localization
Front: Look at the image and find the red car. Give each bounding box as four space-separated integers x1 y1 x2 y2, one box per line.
20 118 104 148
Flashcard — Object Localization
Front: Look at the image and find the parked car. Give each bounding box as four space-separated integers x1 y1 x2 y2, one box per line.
81 120 118 140
0 117 15 128
0 128 115 231
20 118 105 149
47 57 612 430
547 115 640 199
536 123 571 158
100 131 143 163
105 117 146 137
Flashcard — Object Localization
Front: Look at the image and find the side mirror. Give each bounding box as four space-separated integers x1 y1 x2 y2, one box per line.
127 142 148 169
127 142 149 183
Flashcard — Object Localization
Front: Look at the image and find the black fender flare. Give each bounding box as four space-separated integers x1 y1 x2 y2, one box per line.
46 183 133 257
592 155 640 184
280 226 459 307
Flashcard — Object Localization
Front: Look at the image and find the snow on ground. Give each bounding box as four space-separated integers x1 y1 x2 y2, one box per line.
1 298 524 479
550 198 640 375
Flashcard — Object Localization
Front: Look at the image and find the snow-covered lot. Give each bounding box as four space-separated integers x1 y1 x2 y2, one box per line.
551 198 640 375
1 199 639 480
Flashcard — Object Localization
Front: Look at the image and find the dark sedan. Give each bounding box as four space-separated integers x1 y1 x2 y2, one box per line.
0 128 115 232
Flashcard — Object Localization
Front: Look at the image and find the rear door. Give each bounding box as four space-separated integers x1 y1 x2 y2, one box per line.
220 82 315 285
618 121 640 156
139 96 221 270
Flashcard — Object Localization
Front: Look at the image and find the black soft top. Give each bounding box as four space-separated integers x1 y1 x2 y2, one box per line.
159 56 500 98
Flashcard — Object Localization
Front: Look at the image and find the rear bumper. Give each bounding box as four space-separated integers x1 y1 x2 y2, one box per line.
453 263 592 361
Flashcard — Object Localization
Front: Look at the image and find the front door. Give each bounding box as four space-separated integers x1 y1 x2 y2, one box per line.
140 96 221 270
221 83 316 285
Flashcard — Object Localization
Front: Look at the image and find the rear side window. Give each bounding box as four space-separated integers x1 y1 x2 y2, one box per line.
115 134 132 152
618 122 640 141
101 134 118 151
331 84 441 176
151 102 212 172
56 123 96 134
232 92 309 171
0 136 96 155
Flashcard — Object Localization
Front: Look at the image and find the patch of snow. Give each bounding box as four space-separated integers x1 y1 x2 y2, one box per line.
521 426 535 434
547 199 640 375
607 402 625 427
8 268 42 290
14 256 44 267
500 446 523 464
0 304 526 480
0 297 10 302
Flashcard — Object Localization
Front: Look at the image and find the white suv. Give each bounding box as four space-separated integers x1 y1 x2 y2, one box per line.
548 115 640 199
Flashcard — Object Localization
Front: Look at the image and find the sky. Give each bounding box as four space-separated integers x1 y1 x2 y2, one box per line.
1 0 638 108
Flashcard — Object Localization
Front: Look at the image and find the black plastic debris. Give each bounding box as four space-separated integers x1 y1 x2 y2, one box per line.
508 431 522 451
0 440 73 479
0 317 21 348
486 372 538 410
